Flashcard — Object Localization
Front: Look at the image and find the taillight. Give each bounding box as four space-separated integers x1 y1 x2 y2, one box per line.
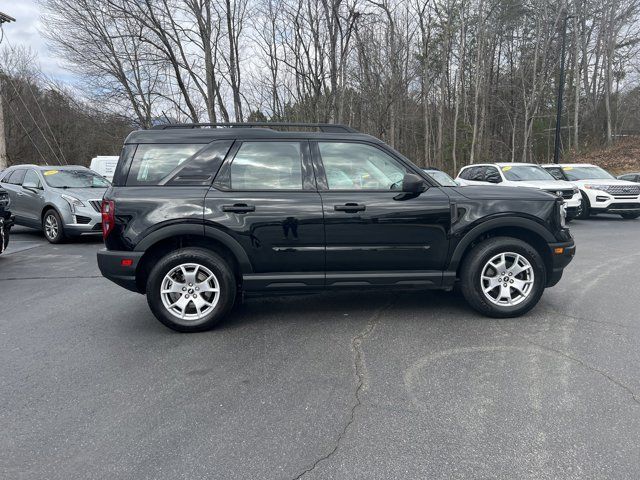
101 200 115 239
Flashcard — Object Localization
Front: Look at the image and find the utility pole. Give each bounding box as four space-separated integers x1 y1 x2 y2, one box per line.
554 13 572 164
0 12 16 170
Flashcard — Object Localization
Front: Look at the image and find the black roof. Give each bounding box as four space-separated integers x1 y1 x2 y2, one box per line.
125 123 381 145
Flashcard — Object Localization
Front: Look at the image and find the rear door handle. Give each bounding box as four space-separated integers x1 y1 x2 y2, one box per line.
334 203 366 212
222 203 255 213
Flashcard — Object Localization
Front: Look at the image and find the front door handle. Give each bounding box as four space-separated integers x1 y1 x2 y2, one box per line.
334 203 366 212
222 203 255 213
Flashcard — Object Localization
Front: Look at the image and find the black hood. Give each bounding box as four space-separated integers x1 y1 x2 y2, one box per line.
451 185 556 201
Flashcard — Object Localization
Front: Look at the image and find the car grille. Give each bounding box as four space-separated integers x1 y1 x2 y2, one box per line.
544 189 574 200
608 185 640 195
75 215 92 224
89 200 102 213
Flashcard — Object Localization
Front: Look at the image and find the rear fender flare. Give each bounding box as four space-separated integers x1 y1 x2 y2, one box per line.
134 223 253 273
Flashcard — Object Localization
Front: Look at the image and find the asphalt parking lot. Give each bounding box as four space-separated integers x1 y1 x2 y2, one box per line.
1 219 639 480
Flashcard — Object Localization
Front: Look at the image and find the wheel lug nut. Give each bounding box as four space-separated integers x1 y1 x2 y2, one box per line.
508 273 512 276
503 283 507 287
182 287 186 291
510 280 514 283
184 294 189 297
195 287 199 291
193 294 197 298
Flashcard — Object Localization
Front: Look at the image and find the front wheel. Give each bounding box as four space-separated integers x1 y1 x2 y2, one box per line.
459 237 546 318
577 193 590 219
43 209 66 244
620 213 640 220
146 247 236 332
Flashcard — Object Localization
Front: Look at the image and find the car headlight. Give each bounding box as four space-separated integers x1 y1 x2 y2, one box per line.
60 194 85 213
572 187 580 195
584 184 610 192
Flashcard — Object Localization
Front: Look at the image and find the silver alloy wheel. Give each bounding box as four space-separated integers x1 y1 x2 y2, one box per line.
480 252 535 307
160 263 220 322
44 214 58 240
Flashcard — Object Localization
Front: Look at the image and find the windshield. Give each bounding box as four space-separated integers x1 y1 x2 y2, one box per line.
43 169 110 188
501 165 555 181
561 166 615 181
425 170 458 186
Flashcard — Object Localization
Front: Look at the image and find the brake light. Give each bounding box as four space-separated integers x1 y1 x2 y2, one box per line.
101 200 115 239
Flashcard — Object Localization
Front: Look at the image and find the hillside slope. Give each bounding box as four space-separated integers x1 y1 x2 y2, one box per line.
565 137 640 174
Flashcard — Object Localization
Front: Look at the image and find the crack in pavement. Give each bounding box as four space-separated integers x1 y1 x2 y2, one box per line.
292 296 398 480
497 324 640 407
540 307 639 332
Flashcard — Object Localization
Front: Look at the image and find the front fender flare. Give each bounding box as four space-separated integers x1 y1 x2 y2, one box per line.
448 216 555 272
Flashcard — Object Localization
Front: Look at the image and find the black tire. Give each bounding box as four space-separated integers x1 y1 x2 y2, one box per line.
620 213 640 220
42 209 66 244
459 236 546 318
577 192 590 219
146 247 236 332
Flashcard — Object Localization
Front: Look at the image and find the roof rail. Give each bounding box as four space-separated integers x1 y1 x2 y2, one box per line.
151 122 358 133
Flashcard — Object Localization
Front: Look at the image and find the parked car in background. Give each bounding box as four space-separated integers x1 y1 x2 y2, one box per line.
423 167 459 186
97 122 575 332
456 163 583 220
0 184 13 254
542 164 640 220
0 165 110 243
617 172 640 183
89 156 119 181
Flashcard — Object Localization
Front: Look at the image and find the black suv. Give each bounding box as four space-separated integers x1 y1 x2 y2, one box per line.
0 184 13 254
97 123 575 332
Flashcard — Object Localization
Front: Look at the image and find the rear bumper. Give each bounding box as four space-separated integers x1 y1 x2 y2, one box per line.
546 239 576 287
97 249 144 292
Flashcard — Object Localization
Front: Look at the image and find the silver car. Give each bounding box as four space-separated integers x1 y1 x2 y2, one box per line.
0 165 109 243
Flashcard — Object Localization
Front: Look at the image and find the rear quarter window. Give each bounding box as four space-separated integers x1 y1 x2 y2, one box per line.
127 144 203 185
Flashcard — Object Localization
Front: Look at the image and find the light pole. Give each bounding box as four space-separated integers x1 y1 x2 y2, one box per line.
554 13 573 164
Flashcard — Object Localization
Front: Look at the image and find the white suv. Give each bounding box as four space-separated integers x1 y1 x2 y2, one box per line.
456 163 583 219
542 164 640 219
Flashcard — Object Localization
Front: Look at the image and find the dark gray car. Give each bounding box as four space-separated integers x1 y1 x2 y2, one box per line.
0 165 109 243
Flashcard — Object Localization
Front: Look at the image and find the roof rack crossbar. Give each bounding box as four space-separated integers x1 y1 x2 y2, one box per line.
151 122 358 133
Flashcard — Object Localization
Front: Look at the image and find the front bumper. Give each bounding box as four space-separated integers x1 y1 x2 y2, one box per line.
61 202 103 235
546 239 576 287
583 190 640 214
97 249 144 292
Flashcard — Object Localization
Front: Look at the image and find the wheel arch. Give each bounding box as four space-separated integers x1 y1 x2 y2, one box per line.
450 218 554 279
133 225 252 294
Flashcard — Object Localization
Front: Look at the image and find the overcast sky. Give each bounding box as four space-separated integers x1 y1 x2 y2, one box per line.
1 0 75 82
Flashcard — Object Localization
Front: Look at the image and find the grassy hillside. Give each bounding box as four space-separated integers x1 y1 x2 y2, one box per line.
564 137 640 175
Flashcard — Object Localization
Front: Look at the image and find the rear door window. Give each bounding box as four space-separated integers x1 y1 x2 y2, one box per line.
7 169 26 185
484 167 502 183
226 141 304 190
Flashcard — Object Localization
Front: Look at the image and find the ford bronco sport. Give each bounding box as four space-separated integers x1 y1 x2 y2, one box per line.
97 123 575 332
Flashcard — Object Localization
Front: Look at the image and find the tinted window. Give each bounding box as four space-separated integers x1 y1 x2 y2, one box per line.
462 166 486 181
485 167 502 183
229 141 303 190
319 142 408 190
545 167 566 181
7 169 26 185
22 170 42 189
128 144 203 185
166 141 233 186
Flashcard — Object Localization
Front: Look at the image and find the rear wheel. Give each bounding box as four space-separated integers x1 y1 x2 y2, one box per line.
620 213 640 220
43 209 66 244
146 247 236 332
460 237 546 318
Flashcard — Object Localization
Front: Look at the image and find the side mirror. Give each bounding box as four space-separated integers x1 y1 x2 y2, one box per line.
402 173 427 194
